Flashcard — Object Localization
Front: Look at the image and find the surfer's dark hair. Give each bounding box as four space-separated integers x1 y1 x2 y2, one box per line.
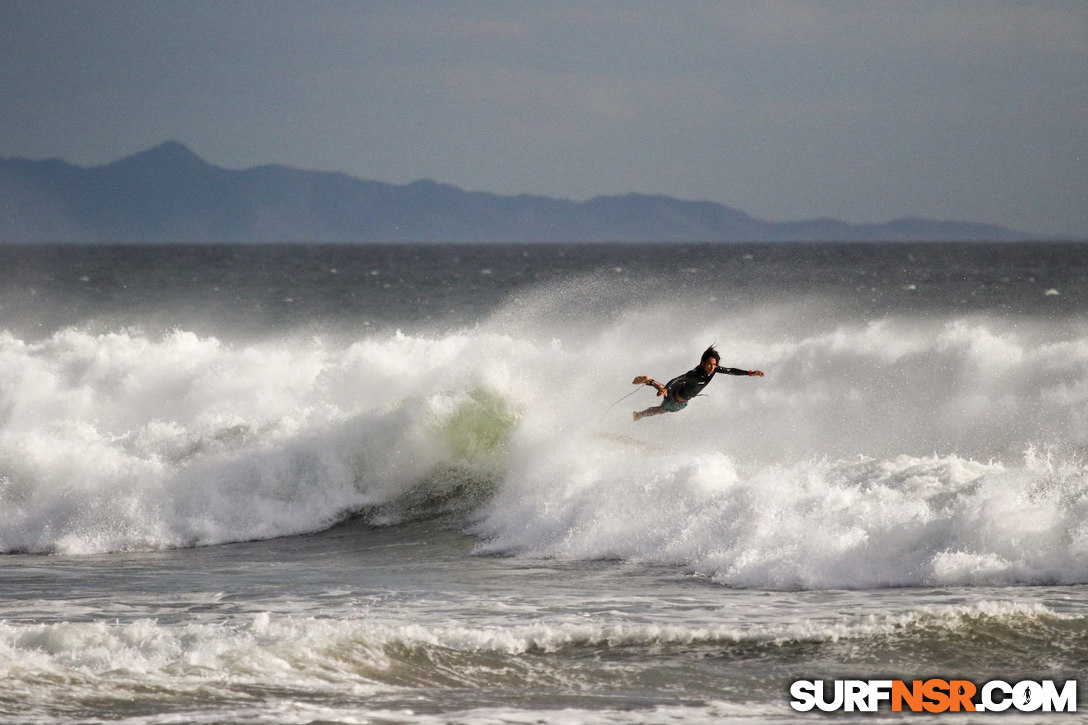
701 345 720 365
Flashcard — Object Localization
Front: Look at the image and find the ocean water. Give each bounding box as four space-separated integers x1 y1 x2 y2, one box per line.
0 241 1086 723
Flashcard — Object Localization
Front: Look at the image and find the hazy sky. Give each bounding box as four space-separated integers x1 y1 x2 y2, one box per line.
2 1 1085 237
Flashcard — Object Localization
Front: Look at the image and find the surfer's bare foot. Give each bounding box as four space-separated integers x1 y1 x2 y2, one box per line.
632 411 641 422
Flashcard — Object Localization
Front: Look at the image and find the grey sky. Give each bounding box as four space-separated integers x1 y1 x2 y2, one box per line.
2 0 1085 237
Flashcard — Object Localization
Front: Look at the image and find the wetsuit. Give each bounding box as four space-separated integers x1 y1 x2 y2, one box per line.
662 365 751 411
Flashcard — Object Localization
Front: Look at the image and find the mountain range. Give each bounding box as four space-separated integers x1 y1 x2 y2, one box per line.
0 141 1026 243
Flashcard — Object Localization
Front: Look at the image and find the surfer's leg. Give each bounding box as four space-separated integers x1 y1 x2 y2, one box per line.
633 406 668 421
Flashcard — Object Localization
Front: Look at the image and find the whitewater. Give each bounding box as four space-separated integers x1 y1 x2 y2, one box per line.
0 242 1086 723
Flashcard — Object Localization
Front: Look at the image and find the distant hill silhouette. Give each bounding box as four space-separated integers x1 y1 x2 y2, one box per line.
0 141 1026 243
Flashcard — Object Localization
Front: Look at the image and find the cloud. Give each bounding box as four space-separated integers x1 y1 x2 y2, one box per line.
1 0 1085 236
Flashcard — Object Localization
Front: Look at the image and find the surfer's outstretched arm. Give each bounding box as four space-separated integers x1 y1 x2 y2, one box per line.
717 367 764 377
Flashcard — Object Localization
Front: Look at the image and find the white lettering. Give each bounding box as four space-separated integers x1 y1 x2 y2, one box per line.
981 680 1012 712
790 680 816 712
844 680 868 712
792 678 1077 714
1014 680 1044 711
867 680 893 711
1041 680 1077 713
816 679 844 712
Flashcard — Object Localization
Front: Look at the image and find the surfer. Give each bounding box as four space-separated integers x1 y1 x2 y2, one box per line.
632 345 763 421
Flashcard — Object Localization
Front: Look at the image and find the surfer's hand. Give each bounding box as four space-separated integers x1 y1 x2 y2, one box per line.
749 370 764 377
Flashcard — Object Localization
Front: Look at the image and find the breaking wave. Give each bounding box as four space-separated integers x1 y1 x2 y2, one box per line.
2 290 1088 589
0 600 1080 706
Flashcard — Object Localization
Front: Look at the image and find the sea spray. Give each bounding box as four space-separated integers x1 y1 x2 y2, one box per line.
473 444 1088 589
0 599 1081 708
2 303 1088 584
0 327 524 553
3 244 1088 724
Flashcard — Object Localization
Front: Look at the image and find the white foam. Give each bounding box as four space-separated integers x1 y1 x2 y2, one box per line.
2 303 1087 589
0 327 524 553
0 609 806 724
475 443 1088 589
470 302 1088 589
0 599 1063 681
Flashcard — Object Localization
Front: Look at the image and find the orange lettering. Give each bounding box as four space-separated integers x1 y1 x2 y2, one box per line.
892 680 924 712
948 680 977 712
922 679 951 713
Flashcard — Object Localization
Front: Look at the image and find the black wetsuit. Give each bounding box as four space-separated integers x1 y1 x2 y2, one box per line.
666 365 750 403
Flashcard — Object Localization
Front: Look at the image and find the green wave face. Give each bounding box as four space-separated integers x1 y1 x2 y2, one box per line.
440 387 521 464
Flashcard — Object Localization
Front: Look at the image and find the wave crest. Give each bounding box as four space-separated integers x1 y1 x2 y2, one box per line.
2 306 1087 590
